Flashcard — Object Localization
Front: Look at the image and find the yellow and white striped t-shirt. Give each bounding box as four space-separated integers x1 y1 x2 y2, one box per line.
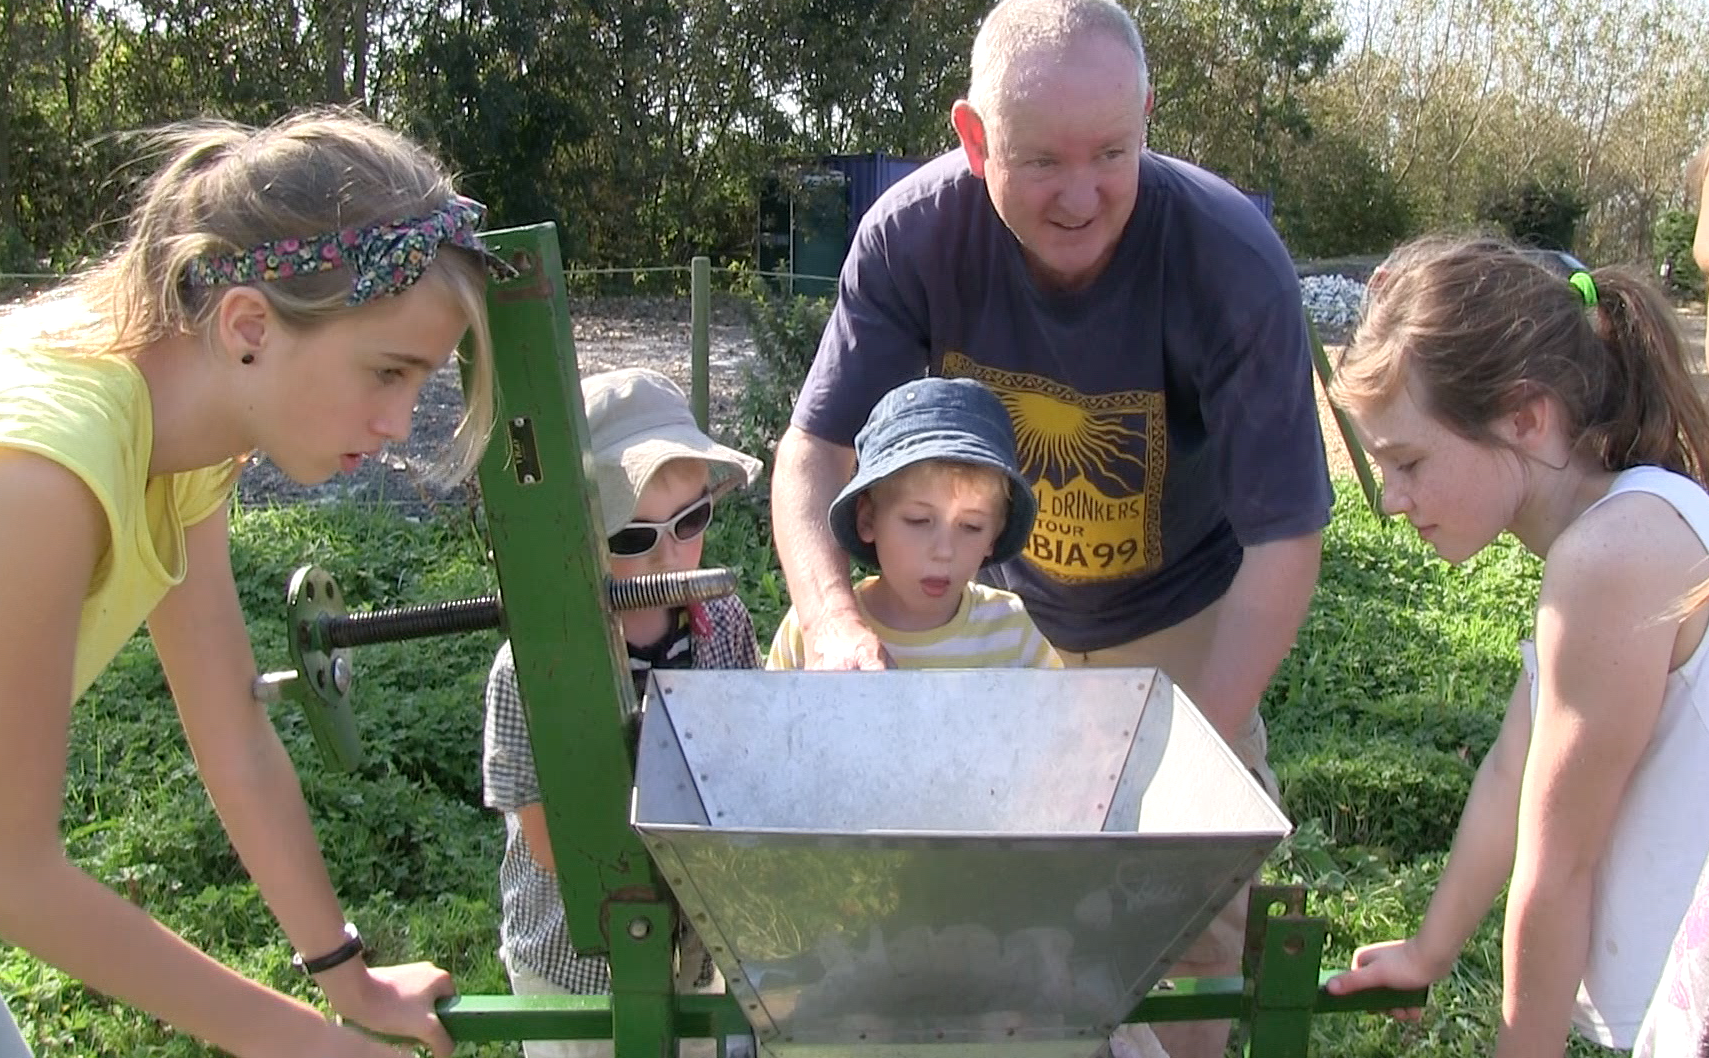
767 577 1061 670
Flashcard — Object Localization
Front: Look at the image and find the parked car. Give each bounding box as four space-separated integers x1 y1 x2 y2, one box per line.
1520 247 1591 277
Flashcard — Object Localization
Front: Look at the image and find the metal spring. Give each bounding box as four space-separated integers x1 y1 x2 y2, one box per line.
314 568 738 648
323 596 502 648
606 568 738 612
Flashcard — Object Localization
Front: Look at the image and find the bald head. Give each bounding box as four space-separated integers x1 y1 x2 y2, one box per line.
967 0 1150 125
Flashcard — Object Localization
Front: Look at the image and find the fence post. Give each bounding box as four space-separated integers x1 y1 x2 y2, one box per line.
1306 319 1383 517
691 256 711 430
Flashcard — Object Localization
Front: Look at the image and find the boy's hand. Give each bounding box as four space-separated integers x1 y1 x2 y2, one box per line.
1323 937 1439 1019
807 609 892 670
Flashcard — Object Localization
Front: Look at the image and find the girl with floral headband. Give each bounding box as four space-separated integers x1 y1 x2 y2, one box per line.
1321 235 1709 1057
0 109 513 1058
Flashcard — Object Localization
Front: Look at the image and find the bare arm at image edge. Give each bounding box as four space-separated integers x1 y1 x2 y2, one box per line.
0 454 412 1058
1692 144 1709 274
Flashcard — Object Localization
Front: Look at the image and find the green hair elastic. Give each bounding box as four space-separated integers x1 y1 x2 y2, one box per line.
1567 270 1598 308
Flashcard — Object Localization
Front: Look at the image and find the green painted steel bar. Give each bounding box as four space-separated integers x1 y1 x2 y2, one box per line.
466 223 659 957
1306 318 1383 516
1244 915 1328 1057
1124 974 1425 1024
437 972 1424 1043
608 901 679 1058
1127 887 1424 1028
691 255 711 430
438 993 750 1044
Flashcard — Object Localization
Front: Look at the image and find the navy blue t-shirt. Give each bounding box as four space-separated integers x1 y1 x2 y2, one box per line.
792 149 1332 652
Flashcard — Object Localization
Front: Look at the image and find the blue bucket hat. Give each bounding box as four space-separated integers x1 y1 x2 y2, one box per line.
828 377 1037 569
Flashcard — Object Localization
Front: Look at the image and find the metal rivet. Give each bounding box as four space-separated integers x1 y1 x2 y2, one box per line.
331 656 352 695
512 417 525 427
626 917 651 939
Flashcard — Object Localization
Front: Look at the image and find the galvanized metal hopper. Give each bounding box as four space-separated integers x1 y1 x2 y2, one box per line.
632 668 1290 1058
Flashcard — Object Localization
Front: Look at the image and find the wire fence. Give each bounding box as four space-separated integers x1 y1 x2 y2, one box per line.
2 263 842 305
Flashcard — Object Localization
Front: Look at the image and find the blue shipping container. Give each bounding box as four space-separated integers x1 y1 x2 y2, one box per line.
1243 190 1275 225
824 153 926 240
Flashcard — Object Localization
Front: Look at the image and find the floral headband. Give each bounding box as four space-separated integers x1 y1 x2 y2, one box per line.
183 194 517 306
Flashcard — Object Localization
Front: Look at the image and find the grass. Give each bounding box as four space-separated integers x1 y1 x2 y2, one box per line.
0 479 1610 1056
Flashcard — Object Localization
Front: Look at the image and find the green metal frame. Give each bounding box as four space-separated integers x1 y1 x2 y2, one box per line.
267 222 1424 1054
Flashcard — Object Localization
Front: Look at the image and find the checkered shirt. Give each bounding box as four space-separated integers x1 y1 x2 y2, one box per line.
482 595 760 990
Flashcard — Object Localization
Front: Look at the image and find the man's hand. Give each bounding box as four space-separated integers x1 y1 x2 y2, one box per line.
804 608 892 670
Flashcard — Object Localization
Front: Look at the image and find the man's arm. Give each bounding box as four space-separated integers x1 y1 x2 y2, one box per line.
1190 533 1320 741
770 427 888 669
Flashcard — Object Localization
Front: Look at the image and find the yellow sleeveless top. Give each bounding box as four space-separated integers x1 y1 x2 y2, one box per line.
0 342 235 697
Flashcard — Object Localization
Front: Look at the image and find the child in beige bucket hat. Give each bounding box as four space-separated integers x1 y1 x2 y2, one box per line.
582 367 762 540
481 368 763 1055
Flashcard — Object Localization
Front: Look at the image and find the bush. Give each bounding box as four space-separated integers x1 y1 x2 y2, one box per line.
1478 173 1588 253
720 280 832 468
1656 208 1705 299
1276 132 1416 258
0 222 43 301
1279 735 1474 859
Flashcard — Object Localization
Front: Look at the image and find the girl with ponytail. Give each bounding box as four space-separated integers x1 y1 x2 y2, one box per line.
1322 235 1709 1057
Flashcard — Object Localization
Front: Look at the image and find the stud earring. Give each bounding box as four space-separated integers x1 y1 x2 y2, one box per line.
241 352 256 365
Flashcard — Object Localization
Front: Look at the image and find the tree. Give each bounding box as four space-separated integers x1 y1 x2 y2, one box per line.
1138 0 1344 192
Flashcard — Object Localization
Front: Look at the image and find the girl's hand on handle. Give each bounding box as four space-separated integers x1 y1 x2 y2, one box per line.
1324 937 1440 1020
320 961 456 1057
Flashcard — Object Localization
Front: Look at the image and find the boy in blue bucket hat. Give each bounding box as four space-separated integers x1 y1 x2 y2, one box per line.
767 376 1060 669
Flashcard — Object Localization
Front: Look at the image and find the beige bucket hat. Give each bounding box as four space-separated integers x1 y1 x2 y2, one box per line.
583 368 762 535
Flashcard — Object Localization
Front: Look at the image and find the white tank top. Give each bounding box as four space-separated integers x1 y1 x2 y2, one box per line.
1520 465 1709 1048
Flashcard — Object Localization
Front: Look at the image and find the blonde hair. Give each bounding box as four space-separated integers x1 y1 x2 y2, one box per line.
868 459 1012 510
967 0 1149 125
6 108 496 484
1330 235 1709 483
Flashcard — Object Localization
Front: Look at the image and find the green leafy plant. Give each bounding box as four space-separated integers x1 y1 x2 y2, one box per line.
1656 208 1706 299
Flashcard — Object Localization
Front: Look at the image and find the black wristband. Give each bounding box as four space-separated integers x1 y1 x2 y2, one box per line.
292 922 367 975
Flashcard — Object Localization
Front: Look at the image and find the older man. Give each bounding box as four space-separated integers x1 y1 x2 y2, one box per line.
770 2 1331 1055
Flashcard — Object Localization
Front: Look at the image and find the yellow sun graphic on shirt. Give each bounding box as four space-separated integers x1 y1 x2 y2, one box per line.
1000 388 1149 483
